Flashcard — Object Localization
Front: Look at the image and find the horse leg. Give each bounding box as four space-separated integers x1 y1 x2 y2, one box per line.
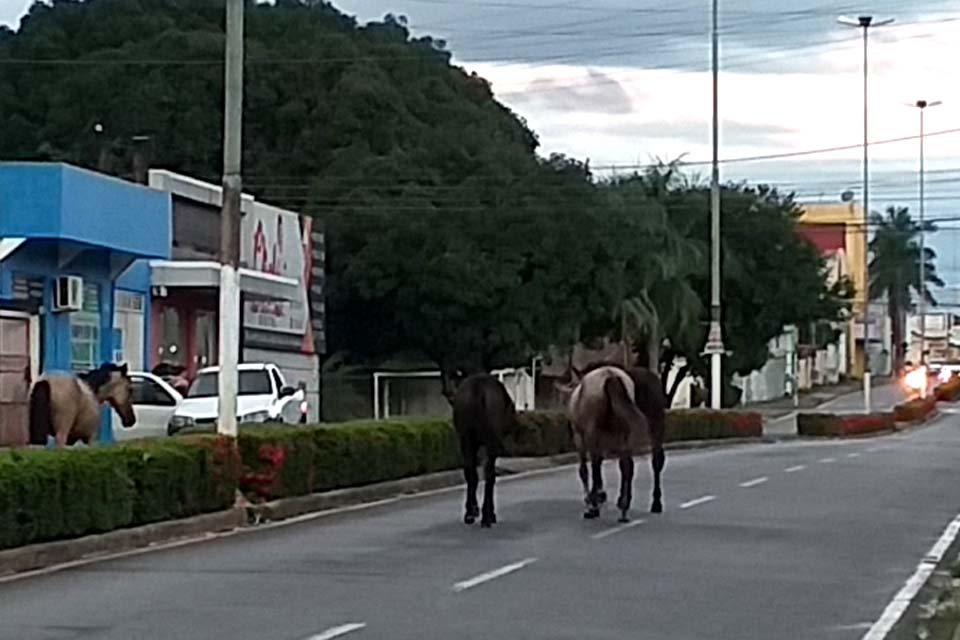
460 441 480 525
584 452 603 519
480 450 497 528
592 454 607 505
650 446 665 513
578 451 591 504
617 455 635 523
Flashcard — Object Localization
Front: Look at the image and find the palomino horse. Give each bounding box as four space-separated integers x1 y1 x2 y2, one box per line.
28 363 136 447
557 363 667 523
445 372 517 528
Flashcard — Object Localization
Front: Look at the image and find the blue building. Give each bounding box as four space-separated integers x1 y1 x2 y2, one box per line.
0 163 171 445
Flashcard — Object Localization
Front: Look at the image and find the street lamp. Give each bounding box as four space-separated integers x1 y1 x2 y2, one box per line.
838 14 894 413
702 0 726 410
910 99 942 387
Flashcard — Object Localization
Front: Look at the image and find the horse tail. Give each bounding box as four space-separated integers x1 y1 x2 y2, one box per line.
603 375 646 439
29 380 52 446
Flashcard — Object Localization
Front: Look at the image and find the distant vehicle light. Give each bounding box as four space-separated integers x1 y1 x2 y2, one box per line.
940 369 952 383
904 366 927 391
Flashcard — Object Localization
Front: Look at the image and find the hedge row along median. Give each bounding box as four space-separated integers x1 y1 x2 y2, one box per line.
0 436 238 551
935 376 960 402
223 409 763 501
0 408 764 550
797 412 895 437
894 396 937 423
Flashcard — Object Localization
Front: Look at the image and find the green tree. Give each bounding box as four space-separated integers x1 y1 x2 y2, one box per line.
869 205 944 374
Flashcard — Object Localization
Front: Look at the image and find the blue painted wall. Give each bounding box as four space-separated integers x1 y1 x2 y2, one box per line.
0 163 171 256
0 163 171 443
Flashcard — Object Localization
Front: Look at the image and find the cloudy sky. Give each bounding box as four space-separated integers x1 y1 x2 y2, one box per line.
3 0 960 303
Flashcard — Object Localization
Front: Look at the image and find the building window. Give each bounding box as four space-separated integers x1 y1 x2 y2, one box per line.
70 284 100 373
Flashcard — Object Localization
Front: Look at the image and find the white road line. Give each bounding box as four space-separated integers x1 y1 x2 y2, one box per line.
306 623 367 640
592 519 645 540
820 457 837 464
453 558 537 593
860 513 960 640
847 452 862 459
784 465 806 473
679 495 716 510
739 477 768 488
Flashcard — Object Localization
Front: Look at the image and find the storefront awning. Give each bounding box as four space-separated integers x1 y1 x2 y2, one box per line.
149 260 301 302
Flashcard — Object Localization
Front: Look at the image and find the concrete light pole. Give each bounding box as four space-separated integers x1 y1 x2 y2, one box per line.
218 0 244 437
703 0 726 410
911 99 941 393
838 14 893 413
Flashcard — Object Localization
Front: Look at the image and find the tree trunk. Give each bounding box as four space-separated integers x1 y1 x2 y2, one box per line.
645 329 660 379
888 298 904 376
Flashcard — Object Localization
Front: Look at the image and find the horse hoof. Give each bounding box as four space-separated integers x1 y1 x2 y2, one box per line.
618 514 630 524
651 502 663 514
597 491 607 504
583 508 600 520
482 513 497 525
480 519 494 528
464 514 477 525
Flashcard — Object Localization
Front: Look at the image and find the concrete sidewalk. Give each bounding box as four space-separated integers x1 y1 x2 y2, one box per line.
746 377 890 419
762 379 911 438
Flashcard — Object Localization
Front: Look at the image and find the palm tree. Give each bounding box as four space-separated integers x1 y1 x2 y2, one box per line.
868 206 944 374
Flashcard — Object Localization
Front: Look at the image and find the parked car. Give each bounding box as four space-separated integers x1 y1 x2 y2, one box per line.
167 363 305 435
112 371 184 441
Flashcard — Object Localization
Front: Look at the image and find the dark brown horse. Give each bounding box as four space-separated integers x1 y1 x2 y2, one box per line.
557 363 666 522
29 363 136 447
445 373 516 528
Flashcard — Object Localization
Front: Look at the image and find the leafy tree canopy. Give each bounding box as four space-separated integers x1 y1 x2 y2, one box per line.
0 0 851 403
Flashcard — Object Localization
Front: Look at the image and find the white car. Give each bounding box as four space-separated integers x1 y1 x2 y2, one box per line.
167 363 306 434
112 372 184 441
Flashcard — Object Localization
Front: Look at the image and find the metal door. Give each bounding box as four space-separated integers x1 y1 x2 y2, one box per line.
0 314 31 447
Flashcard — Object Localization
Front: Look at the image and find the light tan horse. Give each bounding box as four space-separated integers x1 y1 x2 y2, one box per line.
557 363 666 523
28 363 136 447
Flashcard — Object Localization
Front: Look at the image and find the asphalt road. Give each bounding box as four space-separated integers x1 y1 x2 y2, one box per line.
2 410 960 640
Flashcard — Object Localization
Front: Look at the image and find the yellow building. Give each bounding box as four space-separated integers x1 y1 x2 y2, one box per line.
797 201 869 378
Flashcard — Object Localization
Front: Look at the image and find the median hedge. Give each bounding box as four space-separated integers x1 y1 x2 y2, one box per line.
935 376 960 402
894 396 937 423
797 412 895 437
0 437 239 551
227 409 762 501
0 408 765 548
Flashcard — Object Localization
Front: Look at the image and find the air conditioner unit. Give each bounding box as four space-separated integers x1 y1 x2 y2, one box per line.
53 275 83 312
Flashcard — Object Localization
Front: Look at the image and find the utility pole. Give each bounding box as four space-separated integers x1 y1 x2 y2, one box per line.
218 0 244 437
703 0 725 409
838 14 893 413
912 99 942 394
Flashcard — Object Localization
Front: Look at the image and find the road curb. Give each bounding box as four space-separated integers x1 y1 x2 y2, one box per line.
0 437 766 578
0 508 246 578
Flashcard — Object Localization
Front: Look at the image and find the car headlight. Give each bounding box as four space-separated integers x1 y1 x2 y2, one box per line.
239 410 271 423
167 415 195 435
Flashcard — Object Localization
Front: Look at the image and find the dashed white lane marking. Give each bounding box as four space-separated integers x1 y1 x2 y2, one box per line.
820 457 837 464
306 623 367 640
847 452 861 458
784 465 806 473
679 495 716 510
860 513 960 640
592 519 645 540
739 477 768 488
453 558 537 593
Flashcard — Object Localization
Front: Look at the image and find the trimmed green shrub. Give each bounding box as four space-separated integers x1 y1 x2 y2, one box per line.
797 412 895 437
666 410 762 441
894 396 937 423
233 419 462 501
935 376 960 402
0 436 237 551
505 411 572 456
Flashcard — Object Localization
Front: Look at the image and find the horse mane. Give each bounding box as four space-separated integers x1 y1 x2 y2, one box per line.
80 363 125 393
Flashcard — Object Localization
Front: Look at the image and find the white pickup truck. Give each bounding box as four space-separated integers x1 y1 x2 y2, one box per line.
167 363 306 435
